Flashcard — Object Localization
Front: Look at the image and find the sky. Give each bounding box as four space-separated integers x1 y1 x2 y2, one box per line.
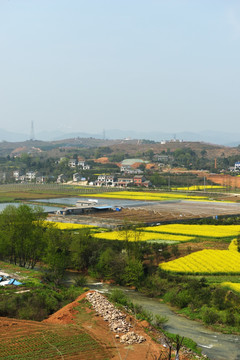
1 0 240 137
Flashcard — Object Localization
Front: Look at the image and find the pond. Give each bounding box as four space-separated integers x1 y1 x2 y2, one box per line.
0 202 61 213
33 196 156 208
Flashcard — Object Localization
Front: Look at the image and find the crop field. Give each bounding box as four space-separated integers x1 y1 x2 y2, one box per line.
159 249 240 274
43 220 97 231
93 230 194 242
142 224 240 239
0 183 122 202
80 190 211 201
0 319 107 360
221 282 240 293
172 185 225 191
228 238 239 252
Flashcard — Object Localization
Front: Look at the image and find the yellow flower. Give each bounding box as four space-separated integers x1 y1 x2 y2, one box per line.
221 282 240 292
42 221 95 230
228 239 239 252
79 191 210 201
142 224 240 239
93 230 193 242
160 249 240 274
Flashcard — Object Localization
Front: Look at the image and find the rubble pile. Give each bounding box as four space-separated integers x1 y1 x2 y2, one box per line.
120 331 145 345
86 291 145 344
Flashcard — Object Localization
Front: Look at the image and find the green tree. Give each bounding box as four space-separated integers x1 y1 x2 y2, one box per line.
44 226 70 285
122 258 144 288
145 149 154 161
0 204 46 268
70 229 96 271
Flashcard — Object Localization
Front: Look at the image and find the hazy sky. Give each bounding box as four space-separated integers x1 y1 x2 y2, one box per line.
1 0 240 136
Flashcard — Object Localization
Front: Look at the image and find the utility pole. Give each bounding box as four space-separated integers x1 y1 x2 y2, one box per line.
30 121 35 141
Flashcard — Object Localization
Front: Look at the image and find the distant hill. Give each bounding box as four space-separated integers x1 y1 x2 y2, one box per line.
0 128 28 142
0 127 240 147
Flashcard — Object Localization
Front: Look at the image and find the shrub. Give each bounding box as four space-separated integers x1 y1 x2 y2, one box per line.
109 289 129 307
224 310 236 326
173 290 191 309
74 274 87 287
202 307 220 325
154 314 168 328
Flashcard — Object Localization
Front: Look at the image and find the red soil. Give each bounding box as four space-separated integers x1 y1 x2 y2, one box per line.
0 291 202 359
207 174 240 190
44 290 200 360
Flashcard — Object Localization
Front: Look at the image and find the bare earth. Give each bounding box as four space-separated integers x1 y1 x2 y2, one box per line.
50 200 240 226
0 291 201 360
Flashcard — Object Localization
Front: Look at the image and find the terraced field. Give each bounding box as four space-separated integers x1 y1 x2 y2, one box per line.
1 291 188 360
0 318 108 360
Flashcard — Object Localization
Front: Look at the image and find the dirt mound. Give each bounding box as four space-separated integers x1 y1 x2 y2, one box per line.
44 290 200 360
0 291 201 360
0 303 110 360
43 292 86 325
207 174 240 189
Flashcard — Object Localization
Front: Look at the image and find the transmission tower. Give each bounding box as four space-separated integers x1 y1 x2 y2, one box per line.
30 121 35 141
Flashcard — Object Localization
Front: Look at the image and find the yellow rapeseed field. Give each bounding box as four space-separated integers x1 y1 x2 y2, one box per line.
43 221 95 230
172 185 224 191
80 191 210 201
160 249 240 273
142 224 240 238
93 230 193 242
221 282 240 293
228 239 239 252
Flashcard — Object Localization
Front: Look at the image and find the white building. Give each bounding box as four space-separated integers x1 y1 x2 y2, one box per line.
68 159 77 168
95 174 117 186
13 170 24 181
73 173 81 182
234 162 240 171
57 174 67 183
25 171 37 181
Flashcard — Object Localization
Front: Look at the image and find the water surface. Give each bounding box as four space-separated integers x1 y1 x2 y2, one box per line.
0 202 61 213
83 281 240 360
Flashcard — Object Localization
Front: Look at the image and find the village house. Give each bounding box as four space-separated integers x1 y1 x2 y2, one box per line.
95 174 117 186
77 160 85 167
13 170 24 181
55 157 67 164
19 175 26 182
117 178 133 187
0 171 7 183
234 161 240 171
36 175 53 184
120 165 144 175
77 161 91 170
68 159 78 168
133 175 152 188
25 171 37 181
57 174 67 183
73 173 81 182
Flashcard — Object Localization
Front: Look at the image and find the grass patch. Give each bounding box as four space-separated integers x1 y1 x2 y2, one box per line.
0 260 42 285
162 330 202 356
